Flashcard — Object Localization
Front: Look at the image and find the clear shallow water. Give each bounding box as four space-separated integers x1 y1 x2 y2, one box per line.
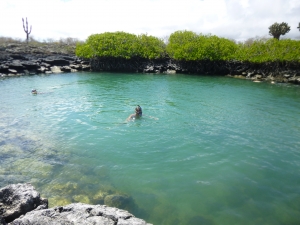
0 72 300 225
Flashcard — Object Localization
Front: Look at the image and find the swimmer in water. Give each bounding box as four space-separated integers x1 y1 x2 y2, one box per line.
127 105 142 121
31 89 37 94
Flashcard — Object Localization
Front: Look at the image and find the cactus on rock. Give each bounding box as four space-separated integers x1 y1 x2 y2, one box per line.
22 17 32 43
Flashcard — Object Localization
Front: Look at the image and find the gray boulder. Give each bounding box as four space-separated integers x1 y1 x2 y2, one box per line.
40 62 51 68
166 69 176 74
62 56 76 61
0 183 48 223
0 216 6 225
0 65 8 73
7 69 17 74
43 59 70 66
21 62 39 69
8 62 24 71
61 66 72 72
10 203 152 225
81 60 90 65
81 65 91 71
70 64 82 70
143 66 154 73
10 54 27 60
50 66 62 73
36 66 47 73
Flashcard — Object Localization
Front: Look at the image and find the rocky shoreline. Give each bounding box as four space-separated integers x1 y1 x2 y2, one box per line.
1 42 300 85
0 183 152 225
91 57 300 84
0 43 90 77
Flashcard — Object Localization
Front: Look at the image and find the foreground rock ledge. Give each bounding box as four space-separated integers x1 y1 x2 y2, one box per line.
0 183 48 223
0 183 152 225
10 203 151 225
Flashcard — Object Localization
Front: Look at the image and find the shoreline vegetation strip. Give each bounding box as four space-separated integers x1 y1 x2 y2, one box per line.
1 30 300 64
75 30 300 64
1 30 300 81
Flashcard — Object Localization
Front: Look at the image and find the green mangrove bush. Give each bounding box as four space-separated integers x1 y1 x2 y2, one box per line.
234 38 300 63
166 31 300 63
76 31 165 59
166 30 237 61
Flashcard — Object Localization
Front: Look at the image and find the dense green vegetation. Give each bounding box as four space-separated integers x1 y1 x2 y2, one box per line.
166 31 300 63
76 30 300 64
235 38 300 63
166 31 237 61
75 32 165 59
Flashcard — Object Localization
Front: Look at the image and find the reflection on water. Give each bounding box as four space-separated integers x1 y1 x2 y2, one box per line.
0 73 300 225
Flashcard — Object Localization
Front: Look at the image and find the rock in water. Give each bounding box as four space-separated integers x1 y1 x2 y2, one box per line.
10 203 152 225
0 183 48 223
50 66 62 73
104 194 133 209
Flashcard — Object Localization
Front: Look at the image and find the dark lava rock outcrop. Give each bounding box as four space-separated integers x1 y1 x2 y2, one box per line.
0 183 48 223
0 183 152 225
0 42 90 77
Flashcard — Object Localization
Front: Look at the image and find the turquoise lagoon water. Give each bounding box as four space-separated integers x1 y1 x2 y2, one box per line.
0 72 300 225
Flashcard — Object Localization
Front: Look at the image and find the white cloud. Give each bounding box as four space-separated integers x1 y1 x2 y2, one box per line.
0 0 299 41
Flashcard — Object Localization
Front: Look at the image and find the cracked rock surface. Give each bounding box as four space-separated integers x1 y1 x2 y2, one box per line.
9 203 152 225
0 183 48 223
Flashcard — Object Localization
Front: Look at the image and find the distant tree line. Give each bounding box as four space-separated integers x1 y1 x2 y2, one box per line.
76 22 300 64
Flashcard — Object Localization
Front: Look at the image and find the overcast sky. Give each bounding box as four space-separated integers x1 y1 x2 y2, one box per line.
1 0 300 42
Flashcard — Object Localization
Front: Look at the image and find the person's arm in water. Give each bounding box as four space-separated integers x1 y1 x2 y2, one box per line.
147 115 159 120
126 113 136 121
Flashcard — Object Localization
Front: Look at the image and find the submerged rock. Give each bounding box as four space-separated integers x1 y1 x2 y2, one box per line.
93 190 111 204
0 183 48 223
104 194 133 210
73 195 91 204
10 203 152 225
13 158 53 179
47 196 72 208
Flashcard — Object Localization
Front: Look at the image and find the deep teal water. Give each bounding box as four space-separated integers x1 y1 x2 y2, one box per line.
0 72 300 225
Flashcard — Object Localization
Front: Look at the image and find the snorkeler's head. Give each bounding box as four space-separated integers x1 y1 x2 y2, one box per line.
135 105 142 115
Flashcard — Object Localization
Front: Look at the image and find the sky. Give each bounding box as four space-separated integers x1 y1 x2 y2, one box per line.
1 0 300 42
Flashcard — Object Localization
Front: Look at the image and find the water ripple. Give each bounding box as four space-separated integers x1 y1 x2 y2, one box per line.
1 73 300 225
